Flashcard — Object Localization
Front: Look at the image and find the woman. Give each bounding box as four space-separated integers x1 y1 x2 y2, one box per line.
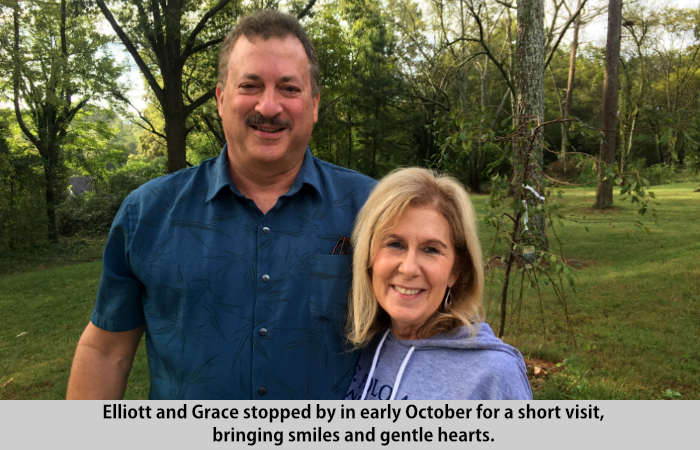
345 167 532 400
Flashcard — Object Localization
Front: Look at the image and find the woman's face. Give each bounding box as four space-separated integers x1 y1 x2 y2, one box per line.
371 206 459 339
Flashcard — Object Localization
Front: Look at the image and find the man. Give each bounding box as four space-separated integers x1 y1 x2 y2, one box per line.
66 10 374 400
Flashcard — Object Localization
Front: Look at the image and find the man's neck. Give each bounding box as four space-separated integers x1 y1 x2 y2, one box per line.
227 156 304 215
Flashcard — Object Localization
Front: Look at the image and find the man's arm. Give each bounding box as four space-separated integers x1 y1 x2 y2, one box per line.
66 322 144 399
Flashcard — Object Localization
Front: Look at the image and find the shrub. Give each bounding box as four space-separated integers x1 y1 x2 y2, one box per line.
545 159 583 183
56 156 166 237
639 163 700 185
56 193 125 237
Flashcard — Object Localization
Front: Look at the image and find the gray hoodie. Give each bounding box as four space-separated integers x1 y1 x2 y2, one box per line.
344 322 532 400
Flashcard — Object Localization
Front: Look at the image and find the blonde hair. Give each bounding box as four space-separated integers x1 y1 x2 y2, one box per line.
346 167 484 348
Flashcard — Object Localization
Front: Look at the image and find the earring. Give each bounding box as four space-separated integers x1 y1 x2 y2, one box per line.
443 287 452 310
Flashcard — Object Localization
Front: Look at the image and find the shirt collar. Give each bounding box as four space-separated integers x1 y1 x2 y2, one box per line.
206 145 323 203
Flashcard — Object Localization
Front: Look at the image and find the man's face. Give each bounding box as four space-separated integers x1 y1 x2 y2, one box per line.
216 35 319 171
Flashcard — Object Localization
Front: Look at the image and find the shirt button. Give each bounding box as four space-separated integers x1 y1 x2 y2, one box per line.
259 328 268 336
258 386 267 396
262 274 270 282
262 227 270 234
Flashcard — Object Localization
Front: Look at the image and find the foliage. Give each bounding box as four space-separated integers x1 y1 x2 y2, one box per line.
63 109 129 191
0 0 125 242
0 110 49 251
55 193 124 237
55 155 165 237
430 110 509 192
639 163 700 186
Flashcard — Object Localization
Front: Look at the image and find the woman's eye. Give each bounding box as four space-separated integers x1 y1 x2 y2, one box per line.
424 246 440 254
387 241 403 249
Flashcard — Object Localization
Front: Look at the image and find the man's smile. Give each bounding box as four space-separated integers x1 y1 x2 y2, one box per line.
250 124 286 133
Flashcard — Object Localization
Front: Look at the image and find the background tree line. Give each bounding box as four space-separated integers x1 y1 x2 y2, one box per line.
1 0 699 252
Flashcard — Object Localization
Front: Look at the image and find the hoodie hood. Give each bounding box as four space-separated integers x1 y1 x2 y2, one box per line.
391 322 521 354
346 322 532 401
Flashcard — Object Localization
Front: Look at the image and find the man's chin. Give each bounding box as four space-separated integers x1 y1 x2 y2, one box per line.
233 145 304 166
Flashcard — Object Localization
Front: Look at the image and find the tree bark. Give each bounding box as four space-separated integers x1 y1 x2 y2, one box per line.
514 0 547 246
561 1 581 158
620 106 637 173
594 0 622 209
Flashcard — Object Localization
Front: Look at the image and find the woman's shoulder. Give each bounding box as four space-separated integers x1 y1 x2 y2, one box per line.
416 323 533 400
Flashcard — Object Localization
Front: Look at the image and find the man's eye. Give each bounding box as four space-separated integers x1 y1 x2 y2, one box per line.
283 86 300 93
240 84 256 90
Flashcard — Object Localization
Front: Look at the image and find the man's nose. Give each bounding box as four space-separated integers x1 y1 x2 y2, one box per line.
255 88 283 117
398 250 421 278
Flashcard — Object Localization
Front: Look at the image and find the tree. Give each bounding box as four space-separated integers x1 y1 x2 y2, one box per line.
593 0 622 209
349 8 406 177
4 0 123 241
95 0 239 173
618 5 653 173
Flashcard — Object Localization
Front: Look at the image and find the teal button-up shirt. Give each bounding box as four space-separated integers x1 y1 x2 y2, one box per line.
91 147 375 399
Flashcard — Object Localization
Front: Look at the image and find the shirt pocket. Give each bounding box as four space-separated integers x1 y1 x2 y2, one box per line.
308 255 352 352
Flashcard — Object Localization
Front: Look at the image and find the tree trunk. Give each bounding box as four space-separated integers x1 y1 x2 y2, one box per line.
594 0 622 209
621 107 637 173
562 2 581 158
347 113 353 169
43 153 59 242
162 74 188 173
507 8 517 127
372 102 379 176
514 0 547 246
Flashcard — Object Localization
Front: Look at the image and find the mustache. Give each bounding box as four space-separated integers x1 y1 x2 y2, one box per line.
245 114 292 128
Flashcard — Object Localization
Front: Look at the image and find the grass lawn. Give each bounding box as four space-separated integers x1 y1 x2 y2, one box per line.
1 182 698 399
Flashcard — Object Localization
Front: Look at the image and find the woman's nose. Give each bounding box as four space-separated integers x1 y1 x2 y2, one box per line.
398 250 420 277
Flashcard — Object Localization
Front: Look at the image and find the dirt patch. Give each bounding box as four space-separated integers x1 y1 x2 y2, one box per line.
579 205 625 215
485 256 592 270
565 258 592 268
525 358 564 390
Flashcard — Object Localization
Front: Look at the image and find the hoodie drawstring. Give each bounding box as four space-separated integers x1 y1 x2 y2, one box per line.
390 345 415 400
360 328 416 400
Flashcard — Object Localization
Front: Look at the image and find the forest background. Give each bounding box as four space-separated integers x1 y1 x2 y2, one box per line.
0 0 698 400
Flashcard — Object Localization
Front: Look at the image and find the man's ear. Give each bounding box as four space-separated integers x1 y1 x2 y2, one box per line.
215 84 224 117
312 93 320 123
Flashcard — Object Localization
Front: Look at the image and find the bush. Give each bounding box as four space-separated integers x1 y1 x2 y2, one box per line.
56 193 125 237
545 159 583 183
56 156 165 237
0 195 48 251
639 163 700 185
